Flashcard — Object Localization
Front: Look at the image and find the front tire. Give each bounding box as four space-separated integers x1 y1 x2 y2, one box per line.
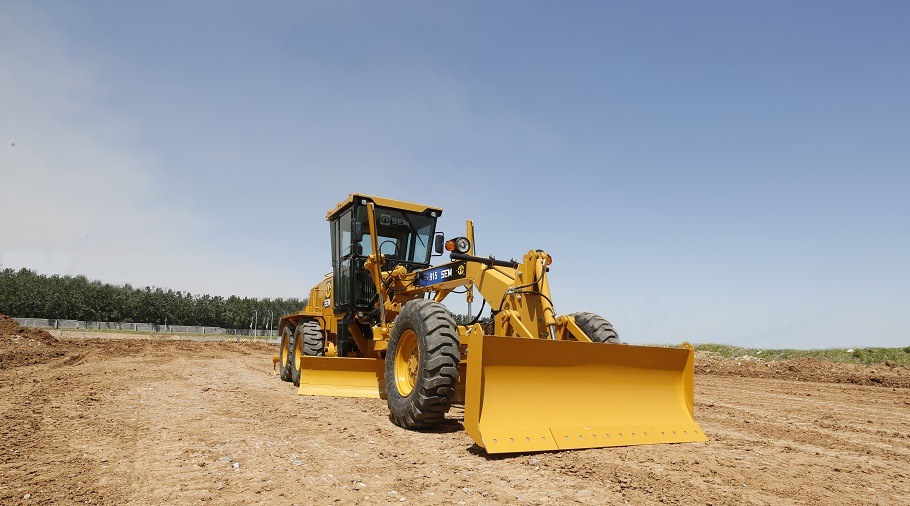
385 299 460 429
570 312 621 344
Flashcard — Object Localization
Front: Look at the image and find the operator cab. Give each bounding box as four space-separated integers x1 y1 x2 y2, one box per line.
327 194 442 313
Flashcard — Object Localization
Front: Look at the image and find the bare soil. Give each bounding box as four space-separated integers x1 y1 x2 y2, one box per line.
1 320 908 505
0 314 63 369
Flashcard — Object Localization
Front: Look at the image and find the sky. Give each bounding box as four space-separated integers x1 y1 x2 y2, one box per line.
1 1 908 349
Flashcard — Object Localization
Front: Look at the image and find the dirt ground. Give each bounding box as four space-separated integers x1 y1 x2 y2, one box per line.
2 318 909 505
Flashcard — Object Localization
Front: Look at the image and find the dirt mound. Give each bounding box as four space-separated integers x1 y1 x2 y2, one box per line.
696 353 910 388
0 313 64 369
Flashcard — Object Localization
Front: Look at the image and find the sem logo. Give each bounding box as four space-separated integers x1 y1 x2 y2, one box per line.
379 214 408 227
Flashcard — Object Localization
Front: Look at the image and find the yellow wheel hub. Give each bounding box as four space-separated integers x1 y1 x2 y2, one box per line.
394 329 420 396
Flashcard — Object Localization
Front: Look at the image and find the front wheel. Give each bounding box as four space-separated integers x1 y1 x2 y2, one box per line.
570 312 621 344
385 299 460 429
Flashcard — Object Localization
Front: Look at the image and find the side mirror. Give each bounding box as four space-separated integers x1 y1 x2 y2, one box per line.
352 222 364 243
433 233 445 255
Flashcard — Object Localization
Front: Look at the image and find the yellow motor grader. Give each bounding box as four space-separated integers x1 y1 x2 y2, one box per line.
276 194 705 453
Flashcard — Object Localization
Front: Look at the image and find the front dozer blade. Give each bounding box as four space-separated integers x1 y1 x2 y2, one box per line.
297 356 386 399
463 335 706 454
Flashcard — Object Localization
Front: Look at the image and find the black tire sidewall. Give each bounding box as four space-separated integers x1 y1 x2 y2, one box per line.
385 309 421 416
279 326 294 382
291 325 304 386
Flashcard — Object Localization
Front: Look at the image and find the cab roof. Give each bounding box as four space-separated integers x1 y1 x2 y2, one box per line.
326 194 444 221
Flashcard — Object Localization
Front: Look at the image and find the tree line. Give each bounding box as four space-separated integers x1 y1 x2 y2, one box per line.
0 268 307 330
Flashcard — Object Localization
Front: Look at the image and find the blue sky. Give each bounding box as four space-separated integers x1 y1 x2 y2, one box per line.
1 1 908 348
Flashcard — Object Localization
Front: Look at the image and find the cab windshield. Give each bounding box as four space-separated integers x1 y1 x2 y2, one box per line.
356 206 435 266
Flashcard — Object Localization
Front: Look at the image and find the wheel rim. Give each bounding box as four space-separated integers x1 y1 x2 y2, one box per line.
394 329 420 396
281 336 289 366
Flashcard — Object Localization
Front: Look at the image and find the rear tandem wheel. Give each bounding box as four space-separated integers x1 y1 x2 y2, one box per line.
570 312 621 344
291 320 325 386
279 325 295 382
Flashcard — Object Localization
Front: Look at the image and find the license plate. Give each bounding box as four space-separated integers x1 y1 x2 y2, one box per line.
418 261 467 287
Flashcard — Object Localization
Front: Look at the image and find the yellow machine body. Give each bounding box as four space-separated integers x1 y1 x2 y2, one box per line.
276 194 706 453
298 356 385 398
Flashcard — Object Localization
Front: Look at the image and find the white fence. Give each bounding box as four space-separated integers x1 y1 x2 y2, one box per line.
13 317 278 337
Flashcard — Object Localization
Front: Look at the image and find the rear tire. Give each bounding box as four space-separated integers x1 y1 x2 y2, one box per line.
300 320 325 357
291 326 302 387
292 320 324 386
385 299 460 429
570 312 621 344
279 325 295 382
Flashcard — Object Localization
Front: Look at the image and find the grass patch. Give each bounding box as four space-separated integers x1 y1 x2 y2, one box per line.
694 344 910 367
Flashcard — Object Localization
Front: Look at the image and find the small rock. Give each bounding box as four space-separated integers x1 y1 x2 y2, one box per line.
23 494 31 500
528 458 540 466
232 462 240 470
399 497 407 502
219 457 231 463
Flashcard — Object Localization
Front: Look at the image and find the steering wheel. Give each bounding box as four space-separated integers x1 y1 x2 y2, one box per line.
379 239 399 257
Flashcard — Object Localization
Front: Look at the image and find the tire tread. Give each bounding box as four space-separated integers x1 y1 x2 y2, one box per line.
570 312 621 344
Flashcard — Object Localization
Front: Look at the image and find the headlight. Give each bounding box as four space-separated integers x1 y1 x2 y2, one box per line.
445 237 472 254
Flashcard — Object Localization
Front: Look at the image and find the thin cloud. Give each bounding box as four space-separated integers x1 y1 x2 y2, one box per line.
0 5 294 298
